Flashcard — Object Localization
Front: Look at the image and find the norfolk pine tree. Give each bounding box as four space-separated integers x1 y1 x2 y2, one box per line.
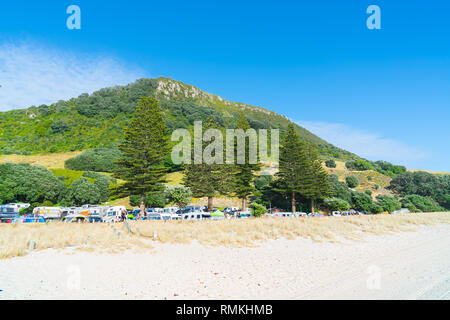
112 97 170 218
232 112 261 211
274 123 306 213
300 142 332 212
183 118 233 212
275 123 331 213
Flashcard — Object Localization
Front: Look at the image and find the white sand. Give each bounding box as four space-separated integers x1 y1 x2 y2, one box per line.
1 224 450 300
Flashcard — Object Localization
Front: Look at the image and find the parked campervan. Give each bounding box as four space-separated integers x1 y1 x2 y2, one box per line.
33 207 62 220
163 207 178 214
182 212 203 220
9 203 30 211
103 206 126 223
0 204 18 222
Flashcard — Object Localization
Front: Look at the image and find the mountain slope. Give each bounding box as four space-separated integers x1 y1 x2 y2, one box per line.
0 77 355 159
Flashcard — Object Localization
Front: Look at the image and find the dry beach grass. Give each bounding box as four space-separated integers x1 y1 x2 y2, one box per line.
1 212 449 260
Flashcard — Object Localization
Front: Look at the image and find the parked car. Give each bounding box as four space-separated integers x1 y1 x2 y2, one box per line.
23 215 46 223
88 214 103 223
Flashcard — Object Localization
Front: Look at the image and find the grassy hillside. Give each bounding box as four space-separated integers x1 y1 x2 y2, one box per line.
324 160 394 199
0 77 355 160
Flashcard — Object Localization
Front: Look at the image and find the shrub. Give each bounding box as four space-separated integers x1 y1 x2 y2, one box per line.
130 192 167 208
351 191 373 212
345 159 373 171
374 184 379 190
329 175 352 203
370 203 384 214
65 177 101 206
346 175 359 188
401 195 443 213
389 172 450 210
250 202 267 217
65 148 121 172
324 197 351 212
375 195 401 213
325 159 336 168
0 163 66 205
365 190 372 196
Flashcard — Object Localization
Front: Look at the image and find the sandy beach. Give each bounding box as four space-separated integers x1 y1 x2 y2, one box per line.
1 223 449 300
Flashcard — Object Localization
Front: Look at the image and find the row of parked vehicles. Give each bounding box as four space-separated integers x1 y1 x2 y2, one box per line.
1 203 378 224
0 203 240 223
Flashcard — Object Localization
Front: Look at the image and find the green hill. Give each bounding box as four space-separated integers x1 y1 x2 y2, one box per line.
0 77 355 160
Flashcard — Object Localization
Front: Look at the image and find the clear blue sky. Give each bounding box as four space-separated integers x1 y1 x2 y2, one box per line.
0 0 449 171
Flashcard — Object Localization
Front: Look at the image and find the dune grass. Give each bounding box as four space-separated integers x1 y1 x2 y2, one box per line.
1 212 449 259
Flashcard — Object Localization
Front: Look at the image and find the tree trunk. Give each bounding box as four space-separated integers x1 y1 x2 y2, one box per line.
311 198 315 213
242 197 247 211
208 197 213 213
140 194 146 220
292 192 296 213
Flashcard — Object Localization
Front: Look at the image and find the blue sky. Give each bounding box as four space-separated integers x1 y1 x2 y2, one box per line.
0 0 449 171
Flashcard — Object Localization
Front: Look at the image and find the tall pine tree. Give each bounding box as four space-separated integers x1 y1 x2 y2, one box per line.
275 123 331 212
300 143 332 212
183 118 233 212
274 123 306 213
112 97 170 217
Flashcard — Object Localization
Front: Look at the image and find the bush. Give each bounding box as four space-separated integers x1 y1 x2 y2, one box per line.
370 203 384 214
130 192 167 208
345 159 373 171
324 197 351 212
0 163 66 205
329 175 352 203
401 195 443 213
389 172 450 210
374 184 379 190
372 160 407 176
65 148 121 172
250 202 267 217
346 175 359 188
365 190 372 196
375 195 401 213
65 177 101 206
351 191 373 212
325 159 336 168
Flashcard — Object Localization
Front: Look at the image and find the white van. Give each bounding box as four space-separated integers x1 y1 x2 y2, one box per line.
103 206 126 223
33 207 62 220
182 212 203 221
163 207 178 214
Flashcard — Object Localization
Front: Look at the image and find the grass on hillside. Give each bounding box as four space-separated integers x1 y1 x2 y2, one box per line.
0 152 82 169
1 212 449 259
325 160 394 198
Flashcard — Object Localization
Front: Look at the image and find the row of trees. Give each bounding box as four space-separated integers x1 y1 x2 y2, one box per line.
112 97 332 216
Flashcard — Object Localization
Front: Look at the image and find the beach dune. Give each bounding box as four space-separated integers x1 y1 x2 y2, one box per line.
1 223 449 300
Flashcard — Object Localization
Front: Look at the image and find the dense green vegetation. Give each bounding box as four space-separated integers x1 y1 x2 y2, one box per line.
389 171 449 210
0 77 354 160
65 148 121 172
0 163 115 208
345 159 407 177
